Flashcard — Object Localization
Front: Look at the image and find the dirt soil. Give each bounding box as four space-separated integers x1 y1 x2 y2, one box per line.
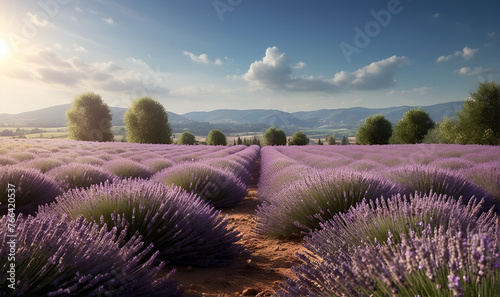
171 160 306 296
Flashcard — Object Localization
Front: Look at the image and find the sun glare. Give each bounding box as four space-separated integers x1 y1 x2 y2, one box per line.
0 38 11 59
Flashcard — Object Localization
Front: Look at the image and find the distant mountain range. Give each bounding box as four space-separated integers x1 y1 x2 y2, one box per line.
0 101 464 135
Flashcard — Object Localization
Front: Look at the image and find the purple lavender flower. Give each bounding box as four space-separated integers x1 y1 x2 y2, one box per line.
47 163 117 191
0 214 183 296
39 179 244 266
153 162 247 209
255 168 404 237
0 166 62 215
105 158 154 179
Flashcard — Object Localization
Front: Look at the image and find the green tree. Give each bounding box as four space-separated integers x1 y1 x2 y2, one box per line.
263 127 287 146
392 108 435 144
317 138 323 145
341 135 349 145
356 114 393 145
455 81 499 145
206 129 227 145
178 131 196 145
327 135 336 145
237 137 242 145
66 92 114 142
124 97 172 144
289 131 309 145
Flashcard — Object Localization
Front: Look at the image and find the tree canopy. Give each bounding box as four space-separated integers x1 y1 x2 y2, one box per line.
455 81 499 145
124 97 172 144
66 92 114 142
289 131 309 146
178 131 196 145
391 108 435 144
263 127 287 146
355 114 393 145
206 129 227 145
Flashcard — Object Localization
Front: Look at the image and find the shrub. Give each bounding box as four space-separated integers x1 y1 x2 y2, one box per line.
464 162 500 202
0 166 62 215
106 158 154 179
206 129 227 146
40 180 243 266
204 158 252 185
0 214 183 296
20 158 64 173
356 114 393 145
124 97 172 144
0 156 18 166
255 169 404 237
47 163 117 191
263 127 287 146
305 193 497 259
385 165 498 213
289 132 309 146
66 92 114 142
392 108 435 144
278 226 499 297
143 158 175 172
257 165 314 202
178 131 196 145
153 162 247 209
430 157 476 171
75 156 106 166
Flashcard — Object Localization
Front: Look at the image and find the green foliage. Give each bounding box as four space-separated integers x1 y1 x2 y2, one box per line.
66 92 114 142
327 135 336 145
178 131 196 145
341 135 349 145
263 127 287 146
455 81 499 145
356 114 392 145
392 108 435 144
124 97 172 144
206 129 227 145
289 131 309 146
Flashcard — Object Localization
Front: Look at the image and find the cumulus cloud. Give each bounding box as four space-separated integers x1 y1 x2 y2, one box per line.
0 47 169 96
103 17 115 25
242 46 408 92
26 12 53 27
183 51 222 65
437 46 479 62
456 66 494 76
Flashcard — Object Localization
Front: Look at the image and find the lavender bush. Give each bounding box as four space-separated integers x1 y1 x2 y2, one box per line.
20 158 64 173
255 169 404 237
143 157 175 172
205 158 252 185
0 166 62 215
0 214 183 296
39 180 244 266
385 165 498 213
105 158 154 179
305 193 498 259
47 163 118 191
278 226 499 297
464 161 500 201
153 162 247 208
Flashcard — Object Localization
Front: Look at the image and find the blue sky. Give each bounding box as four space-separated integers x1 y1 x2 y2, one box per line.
0 0 498 114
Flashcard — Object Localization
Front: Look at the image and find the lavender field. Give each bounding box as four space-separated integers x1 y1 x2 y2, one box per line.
1 139 499 296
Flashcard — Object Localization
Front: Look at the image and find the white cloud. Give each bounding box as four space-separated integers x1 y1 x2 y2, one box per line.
0 47 169 97
75 7 82 12
103 17 115 25
437 46 479 62
182 51 223 65
292 61 306 69
26 12 53 27
456 66 494 76
243 46 408 92
73 44 88 52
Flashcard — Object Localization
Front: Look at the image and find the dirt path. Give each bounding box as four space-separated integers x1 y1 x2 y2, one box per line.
172 159 306 296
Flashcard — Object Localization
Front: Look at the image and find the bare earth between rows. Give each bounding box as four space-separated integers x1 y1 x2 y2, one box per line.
171 159 306 297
